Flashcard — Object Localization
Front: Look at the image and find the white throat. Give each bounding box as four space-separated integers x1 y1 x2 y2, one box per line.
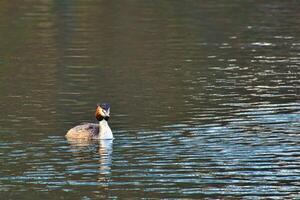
99 120 113 140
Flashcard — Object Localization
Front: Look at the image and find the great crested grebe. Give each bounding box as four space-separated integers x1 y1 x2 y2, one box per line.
65 103 113 140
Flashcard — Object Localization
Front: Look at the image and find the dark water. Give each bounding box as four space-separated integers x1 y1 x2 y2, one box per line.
0 1 299 199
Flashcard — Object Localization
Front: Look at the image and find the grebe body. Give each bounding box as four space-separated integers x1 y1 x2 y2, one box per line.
65 103 113 140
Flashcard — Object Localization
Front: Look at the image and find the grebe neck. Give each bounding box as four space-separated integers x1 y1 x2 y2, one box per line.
99 120 113 139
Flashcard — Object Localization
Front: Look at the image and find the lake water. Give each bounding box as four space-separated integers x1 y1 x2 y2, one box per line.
0 1 299 199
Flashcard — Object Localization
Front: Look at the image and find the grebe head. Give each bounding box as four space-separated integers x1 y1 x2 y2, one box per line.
95 103 110 121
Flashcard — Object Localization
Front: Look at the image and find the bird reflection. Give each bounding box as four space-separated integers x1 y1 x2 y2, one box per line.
66 138 113 181
97 139 113 183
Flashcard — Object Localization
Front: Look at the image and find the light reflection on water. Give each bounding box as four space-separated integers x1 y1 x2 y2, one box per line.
1 103 299 198
0 0 299 199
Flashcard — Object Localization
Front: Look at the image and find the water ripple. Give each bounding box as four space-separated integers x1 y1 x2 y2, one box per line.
0 0 299 199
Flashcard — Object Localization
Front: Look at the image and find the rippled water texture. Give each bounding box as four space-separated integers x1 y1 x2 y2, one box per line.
0 1 299 199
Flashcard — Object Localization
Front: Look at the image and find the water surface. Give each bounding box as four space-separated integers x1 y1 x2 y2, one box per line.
0 1 299 199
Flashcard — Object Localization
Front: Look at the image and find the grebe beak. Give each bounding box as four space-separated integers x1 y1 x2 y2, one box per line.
102 109 110 118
